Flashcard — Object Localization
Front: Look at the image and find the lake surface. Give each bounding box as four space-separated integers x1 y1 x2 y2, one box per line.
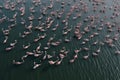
0 0 120 80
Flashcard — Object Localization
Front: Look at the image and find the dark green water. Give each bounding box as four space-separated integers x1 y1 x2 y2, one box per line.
0 0 120 80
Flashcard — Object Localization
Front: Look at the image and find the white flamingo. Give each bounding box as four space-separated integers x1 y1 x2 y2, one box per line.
33 61 42 69
10 40 17 47
83 53 89 60
23 43 31 49
69 59 75 63
48 57 59 65
5 46 14 51
3 36 8 44
56 58 63 65
36 43 41 51
13 59 24 65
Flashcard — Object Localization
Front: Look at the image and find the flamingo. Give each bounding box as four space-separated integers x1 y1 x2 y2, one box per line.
56 58 63 65
84 38 89 42
48 57 59 65
34 52 41 57
2 28 10 35
52 22 59 31
42 51 47 60
36 43 41 51
33 61 42 69
93 40 98 45
99 41 105 46
69 59 75 63
92 52 98 56
23 29 32 35
21 55 28 60
13 59 24 65
48 60 57 65
83 53 89 60
40 33 46 39
44 46 50 50
96 47 101 53
60 47 66 53
74 54 78 59
3 36 8 44
82 47 89 51
34 37 40 42
59 53 65 59
81 41 86 45
52 26 58 31
64 50 69 55
115 51 120 55
23 43 31 49
38 15 43 20
26 50 35 56
25 24 33 30
34 34 41 42
77 34 82 40
64 37 71 43
97 27 103 31
10 40 17 47
115 46 120 55
34 50 42 57
48 34 56 42
47 54 53 59
74 48 81 54
51 39 62 46
89 34 94 38
62 30 68 35
48 4 53 9
19 32 26 38
13 12 18 18
5 46 14 51
84 26 90 32
94 32 99 36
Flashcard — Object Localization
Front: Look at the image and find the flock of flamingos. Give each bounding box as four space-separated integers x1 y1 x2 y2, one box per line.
1 0 120 70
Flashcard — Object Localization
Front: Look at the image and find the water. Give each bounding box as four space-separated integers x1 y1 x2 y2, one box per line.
0 0 120 80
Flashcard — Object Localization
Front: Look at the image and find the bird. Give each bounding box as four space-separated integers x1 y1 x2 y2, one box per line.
23 43 31 50
12 59 24 65
10 40 17 47
56 58 63 65
3 36 8 44
33 61 42 69
83 53 89 60
5 46 14 51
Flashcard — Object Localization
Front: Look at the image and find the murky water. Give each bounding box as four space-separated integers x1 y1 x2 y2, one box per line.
0 0 120 80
